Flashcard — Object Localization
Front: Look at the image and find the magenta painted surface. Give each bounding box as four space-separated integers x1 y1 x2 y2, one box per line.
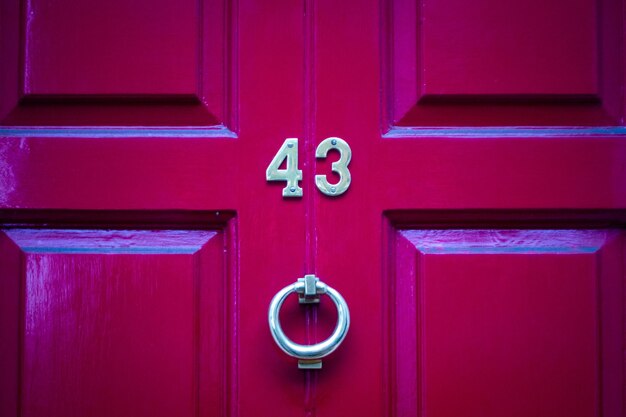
421 0 597 96
394 230 622 417
24 0 198 95
0 0 625 416
387 0 624 126
1 0 230 126
2 229 227 417
0 233 21 417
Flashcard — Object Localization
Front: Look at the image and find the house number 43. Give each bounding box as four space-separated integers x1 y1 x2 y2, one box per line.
266 137 352 197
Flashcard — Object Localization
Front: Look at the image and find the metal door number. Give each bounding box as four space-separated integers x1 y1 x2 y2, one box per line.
266 137 352 197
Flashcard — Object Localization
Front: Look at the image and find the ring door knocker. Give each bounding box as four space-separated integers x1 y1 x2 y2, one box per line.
268 274 350 369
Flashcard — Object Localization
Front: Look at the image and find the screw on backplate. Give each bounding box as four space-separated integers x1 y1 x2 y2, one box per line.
330 187 336 193
288 143 294 148
290 187 296 192
331 139 337 145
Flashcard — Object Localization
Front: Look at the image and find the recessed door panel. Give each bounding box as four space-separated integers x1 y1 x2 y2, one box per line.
385 0 623 126
0 0 233 127
392 229 622 417
25 0 198 96
1 229 228 417
421 0 597 96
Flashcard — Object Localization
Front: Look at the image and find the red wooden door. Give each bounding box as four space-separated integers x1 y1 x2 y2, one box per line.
1 1 625 417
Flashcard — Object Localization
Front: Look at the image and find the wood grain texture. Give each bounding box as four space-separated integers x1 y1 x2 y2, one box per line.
0 233 21 417
401 229 607 253
1 229 227 417
5 229 216 253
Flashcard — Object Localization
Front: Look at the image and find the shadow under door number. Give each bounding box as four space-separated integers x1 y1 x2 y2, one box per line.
266 137 352 197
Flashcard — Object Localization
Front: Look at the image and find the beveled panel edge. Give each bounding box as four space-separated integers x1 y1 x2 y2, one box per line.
383 126 626 138
3 229 218 254
384 209 626 228
0 125 237 138
399 229 607 254
0 209 236 231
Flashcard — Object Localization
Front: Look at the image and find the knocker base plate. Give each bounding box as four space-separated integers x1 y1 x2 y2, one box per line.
298 359 322 370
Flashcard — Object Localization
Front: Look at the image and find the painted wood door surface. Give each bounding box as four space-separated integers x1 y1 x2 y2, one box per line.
1 0 625 416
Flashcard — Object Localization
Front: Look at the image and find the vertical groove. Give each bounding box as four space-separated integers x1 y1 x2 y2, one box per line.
304 304 318 417
226 0 239 133
193 252 201 417
20 0 30 96
17 248 25 417
593 249 602 417
303 0 318 415
227 218 239 417
303 0 317 274
381 217 394 417
196 0 203 102
379 0 392 133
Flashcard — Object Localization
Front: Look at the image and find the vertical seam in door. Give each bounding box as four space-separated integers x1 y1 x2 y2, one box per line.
193 251 201 417
17 249 25 416
20 0 31 96
594 245 602 417
196 0 204 102
227 217 239 417
303 0 318 415
303 0 317 275
225 0 239 133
